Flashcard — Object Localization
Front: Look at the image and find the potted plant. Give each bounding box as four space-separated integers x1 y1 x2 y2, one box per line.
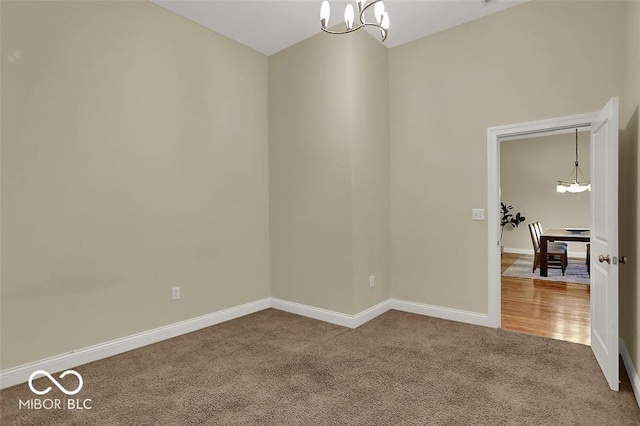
500 202 526 244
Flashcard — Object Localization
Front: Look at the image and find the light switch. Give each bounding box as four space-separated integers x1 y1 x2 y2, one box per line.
472 208 485 221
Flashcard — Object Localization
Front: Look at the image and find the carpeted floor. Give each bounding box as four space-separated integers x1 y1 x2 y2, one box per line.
502 254 590 285
1 309 638 425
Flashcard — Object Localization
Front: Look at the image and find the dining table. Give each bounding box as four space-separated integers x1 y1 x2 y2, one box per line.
539 228 590 277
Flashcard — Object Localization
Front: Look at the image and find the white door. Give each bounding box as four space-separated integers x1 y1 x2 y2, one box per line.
590 97 619 391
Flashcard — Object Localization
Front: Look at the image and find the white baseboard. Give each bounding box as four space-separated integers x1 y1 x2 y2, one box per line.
503 247 587 259
269 298 391 329
503 247 534 255
352 300 393 328
390 298 491 327
270 297 491 329
0 296 491 390
620 338 640 408
0 298 271 390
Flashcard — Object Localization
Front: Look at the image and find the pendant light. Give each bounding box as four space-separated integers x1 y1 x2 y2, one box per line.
556 129 590 193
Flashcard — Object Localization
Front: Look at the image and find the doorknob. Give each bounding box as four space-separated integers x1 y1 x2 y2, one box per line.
620 256 628 264
598 255 611 264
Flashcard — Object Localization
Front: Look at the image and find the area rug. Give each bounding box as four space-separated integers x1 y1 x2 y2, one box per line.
502 254 590 285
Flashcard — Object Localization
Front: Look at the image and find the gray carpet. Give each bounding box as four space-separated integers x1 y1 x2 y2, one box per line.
1 309 638 425
502 254 591 285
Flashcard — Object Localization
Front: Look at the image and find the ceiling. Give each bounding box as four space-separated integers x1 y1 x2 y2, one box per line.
151 0 528 56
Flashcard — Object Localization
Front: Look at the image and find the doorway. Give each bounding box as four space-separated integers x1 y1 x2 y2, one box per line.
486 111 598 330
499 131 592 345
486 98 620 391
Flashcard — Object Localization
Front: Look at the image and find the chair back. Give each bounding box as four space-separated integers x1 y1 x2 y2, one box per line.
533 222 543 244
528 223 540 252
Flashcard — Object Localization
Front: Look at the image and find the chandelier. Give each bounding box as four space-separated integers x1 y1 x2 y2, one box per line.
556 129 590 193
320 0 390 42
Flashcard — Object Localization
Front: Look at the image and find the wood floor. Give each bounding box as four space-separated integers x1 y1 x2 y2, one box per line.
501 253 590 345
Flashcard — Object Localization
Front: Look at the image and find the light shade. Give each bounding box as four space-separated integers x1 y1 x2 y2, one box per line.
556 180 590 193
374 1 385 24
567 182 589 193
320 1 330 28
344 4 354 30
381 11 389 30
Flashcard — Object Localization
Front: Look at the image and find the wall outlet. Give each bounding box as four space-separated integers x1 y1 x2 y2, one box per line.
369 276 375 288
172 287 180 300
472 208 485 221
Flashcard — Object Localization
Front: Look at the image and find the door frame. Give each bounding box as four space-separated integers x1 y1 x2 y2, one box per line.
486 111 598 328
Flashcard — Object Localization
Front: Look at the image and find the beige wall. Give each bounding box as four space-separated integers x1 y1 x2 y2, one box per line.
620 0 640 386
269 30 390 315
389 0 625 313
0 1 270 369
2 0 638 381
500 133 591 255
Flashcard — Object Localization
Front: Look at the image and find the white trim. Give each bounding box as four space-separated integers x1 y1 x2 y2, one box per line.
0 298 271 390
503 247 534 255
620 338 640 408
390 298 491 328
489 112 596 140
499 125 590 142
352 300 393 327
487 112 599 328
270 297 492 329
0 296 494 390
503 247 587 258
488 124 501 328
269 298 391 329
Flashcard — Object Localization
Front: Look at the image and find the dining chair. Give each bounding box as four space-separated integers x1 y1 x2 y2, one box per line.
533 222 567 249
586 243 590 276
528 223 568 275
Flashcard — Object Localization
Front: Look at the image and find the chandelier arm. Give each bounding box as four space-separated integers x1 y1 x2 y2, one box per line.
558 167 590 186
361 22 387 40
321 24 366 35
560 167 575 184
359 0 385 20
576 165 589 183
321 23 387 41
320 0 388 42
